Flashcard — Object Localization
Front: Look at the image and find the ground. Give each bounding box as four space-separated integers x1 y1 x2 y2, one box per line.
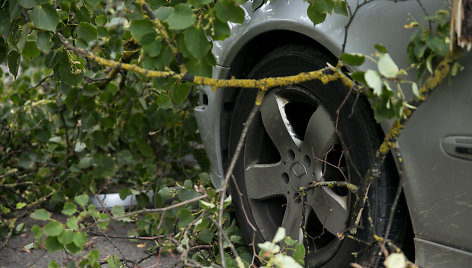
0 215 180 268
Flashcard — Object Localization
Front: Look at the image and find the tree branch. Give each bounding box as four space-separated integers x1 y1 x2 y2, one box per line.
350 52 459 233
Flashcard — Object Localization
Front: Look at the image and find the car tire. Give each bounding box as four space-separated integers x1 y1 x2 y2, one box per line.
228 44 407 267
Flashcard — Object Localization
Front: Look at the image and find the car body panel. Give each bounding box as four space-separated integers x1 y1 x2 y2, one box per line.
194 0 472 265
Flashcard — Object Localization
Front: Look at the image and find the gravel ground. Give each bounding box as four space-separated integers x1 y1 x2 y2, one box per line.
0 216 181 268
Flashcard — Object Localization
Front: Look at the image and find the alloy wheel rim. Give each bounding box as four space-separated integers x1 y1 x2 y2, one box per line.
243 86 351 259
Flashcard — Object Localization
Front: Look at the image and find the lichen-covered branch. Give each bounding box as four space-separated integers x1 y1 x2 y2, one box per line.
56 32 360 105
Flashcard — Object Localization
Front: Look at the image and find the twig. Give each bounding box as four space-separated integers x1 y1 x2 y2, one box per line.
217 104 259 268
305 180 358 194
86 232 169 241
91 216 131 267
100 193 214 222
29 74 53 90
378 146 406 268
0 181 33 188
136 0 187 73
342 1 372 53
0 218 16 251
416 0 432 31
210 218 245 268
230 174 257 232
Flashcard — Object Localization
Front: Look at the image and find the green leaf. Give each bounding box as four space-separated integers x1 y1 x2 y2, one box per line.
88 249 100 264
31 209 51 221
65 242 82 253
293 243 306 265
82 84 100 97
223 195 232 209
365 70 382 95
186 58 212 77
184 27 211 59
44 221 64 237
172 83 191 105
341 53 365 66
98 213 110 229
426 54 433 74
8 50 20 77
142 36 162 57
307 4 327 26
199 200 215 209
37 32 51 52
384 252 407 268
78 157 93 169
58 230 74 245
213 17 230 40
62 202 77 216
177 208 193 229
426 34 448 56
411 82 419 98
31 225 43 240
215 0 245 23
77 22 98 43
22 41 40 58
95 15 107 26
74 194 89 208
129 19 155 43
16 202 27 209
198 229 214 244
165 4 195 30
15 222 26 233
284 236 297 246
111 205 125 217
94 154 116 176
67 216 79 230
57 52 84 85
153 6 173 20
30 4 59 32
273 254 303 268
258 241 280 253
374 43 388 53
73 232 88 248
314 0 335 14
44 236 63 252
333 0 348 16
451 62 464 77
378 53 399 78
48 261 59 268
119 188 131 200
350 71 366 84
157 93 172 109
107 255 121 267
18 0 38 8
190 0 212 7
272 227 285 243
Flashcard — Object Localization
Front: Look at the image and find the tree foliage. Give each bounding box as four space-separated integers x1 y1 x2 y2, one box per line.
0 0 462 267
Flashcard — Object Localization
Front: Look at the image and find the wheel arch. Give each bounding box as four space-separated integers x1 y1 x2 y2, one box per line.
219 30 342 168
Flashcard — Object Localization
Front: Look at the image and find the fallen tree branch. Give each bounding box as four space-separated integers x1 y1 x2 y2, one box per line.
56 31 359 98
350 52 460 233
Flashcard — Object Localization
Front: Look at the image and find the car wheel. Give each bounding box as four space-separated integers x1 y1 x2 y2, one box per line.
228 44 406 266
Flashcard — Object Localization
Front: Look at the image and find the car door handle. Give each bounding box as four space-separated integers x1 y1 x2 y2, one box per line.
441 136 472 161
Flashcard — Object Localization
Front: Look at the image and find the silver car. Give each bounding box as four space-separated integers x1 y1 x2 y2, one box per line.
195 1 472 267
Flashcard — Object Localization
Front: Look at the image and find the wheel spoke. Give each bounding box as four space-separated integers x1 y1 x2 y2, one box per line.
303 106 336 159
260 92 301 154
280 199 303 242
245 163 289 200
308 187 348 235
